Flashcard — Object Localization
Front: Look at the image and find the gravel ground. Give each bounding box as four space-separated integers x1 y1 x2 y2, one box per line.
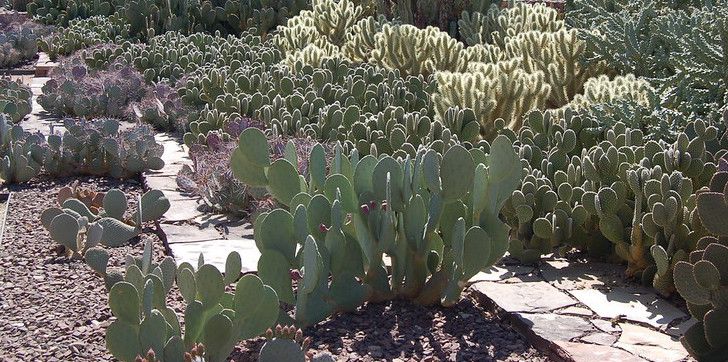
0 176 552 362
0 177 164 361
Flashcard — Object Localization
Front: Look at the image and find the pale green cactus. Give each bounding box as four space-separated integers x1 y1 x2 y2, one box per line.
433 59 551 140
233 127 521 326
106 239 279 362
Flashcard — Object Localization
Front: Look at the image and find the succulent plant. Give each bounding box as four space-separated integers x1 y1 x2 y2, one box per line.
0 78 32 123
0 14 47 69
0 115 44 183
41 187 170 258
44 118 165 179
106 246 279 362
38 57 156 121
27 0 121 26
672 160 728 360
39 15 130 60
233 127 521 326
258 325 311 362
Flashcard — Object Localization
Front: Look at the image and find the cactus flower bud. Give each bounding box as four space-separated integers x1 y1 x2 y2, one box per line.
275 324 283 335
295 329 303 343
184 352 192 362
319 223 329 233
290 269 302 281
369 201 377 209
265 328 274 339
381 201 388 211
360 204 370 215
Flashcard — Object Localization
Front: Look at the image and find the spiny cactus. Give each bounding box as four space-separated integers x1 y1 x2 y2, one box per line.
459 2 564 47
43 118 165 179
0 78 32 123
0 115 44 183
0 14 46 68
258 325 311 362
27 0 120 26
433 59 551 140
42 188 170 257
39 15 129 60
233 127 520 326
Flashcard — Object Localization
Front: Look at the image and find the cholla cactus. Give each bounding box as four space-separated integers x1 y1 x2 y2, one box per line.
459 3 564 47
433 59 551 139
567 74 654 110
370 23 464 76
505 29 600 108
341 15 387 63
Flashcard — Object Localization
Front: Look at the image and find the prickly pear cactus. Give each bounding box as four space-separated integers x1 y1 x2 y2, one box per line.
0 78 32 123
233 127 521 326
258 325 310 362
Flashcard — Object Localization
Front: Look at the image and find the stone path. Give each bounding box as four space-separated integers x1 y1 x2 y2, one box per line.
468 259 693 362
143 134 259 271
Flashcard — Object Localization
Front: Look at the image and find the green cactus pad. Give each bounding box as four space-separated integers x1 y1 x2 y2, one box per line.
103 189 128 220
50 213 80 252
84 247 109 275
106 320 141 362
196 264 225 309
109 282 140 325
259 338 306 362
238 127 271 167
138 310 168 357
97 217 139 247
234 274 280 339
267 159 302 206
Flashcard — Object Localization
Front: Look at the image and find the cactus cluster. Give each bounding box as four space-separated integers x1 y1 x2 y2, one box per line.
38 58 149 121
44 118 165 178
105 242 279 362
673 157 728 360
0 114 45 183
28 0 121 26
41 187 170 259
39 15 130 60
570 0 728 125
0 116 165 184
0 78 32 123
0 13 46 69
501 109 725 296
232 127 520 326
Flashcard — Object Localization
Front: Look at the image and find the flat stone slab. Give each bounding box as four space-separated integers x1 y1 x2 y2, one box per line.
468 264 536 283
170 238 259 272
541 259 627 290
554 341 646 362
569 288 687 329
592 319 621 333
615 323 688 362
514 313 595 342
162 224 222 244
163 198 206 222
471 281 577 313
580 332 618 346
556 306 593 317
145 175 181 192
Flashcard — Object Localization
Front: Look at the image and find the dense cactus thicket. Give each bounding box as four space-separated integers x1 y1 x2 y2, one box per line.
3 0 728 360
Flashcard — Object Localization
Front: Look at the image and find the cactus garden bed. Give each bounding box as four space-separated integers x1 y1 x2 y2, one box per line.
2 0 728 361
0 178 549 361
